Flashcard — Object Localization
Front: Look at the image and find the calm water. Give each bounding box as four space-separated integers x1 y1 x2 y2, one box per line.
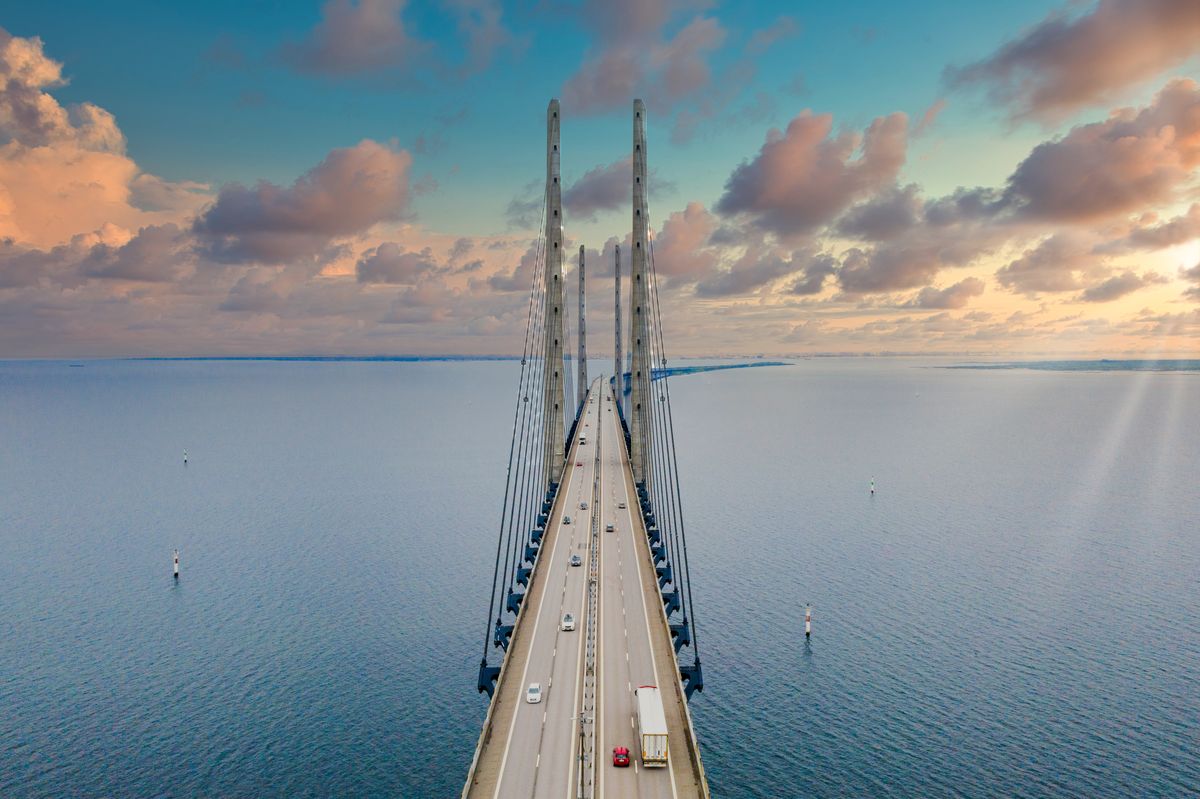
1 359 1197 798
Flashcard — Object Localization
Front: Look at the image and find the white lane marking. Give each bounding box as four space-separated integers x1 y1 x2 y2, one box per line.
490 415 585 799
594 395 606 799
565 391 596 799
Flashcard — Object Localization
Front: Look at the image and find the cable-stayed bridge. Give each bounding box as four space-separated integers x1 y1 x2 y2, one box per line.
462 99 709 799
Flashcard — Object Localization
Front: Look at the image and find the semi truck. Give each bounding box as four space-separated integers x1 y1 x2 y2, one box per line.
634 685 669 766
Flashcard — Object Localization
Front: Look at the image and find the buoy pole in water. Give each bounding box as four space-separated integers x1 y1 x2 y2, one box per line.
173 549 180 580
805 604 811 638
183 450 188 465
870 477 875 495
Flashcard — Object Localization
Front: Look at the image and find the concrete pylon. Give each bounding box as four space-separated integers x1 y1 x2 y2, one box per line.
613 244 622 415
543 99 566 490
628 99 651 489
577 245 588 413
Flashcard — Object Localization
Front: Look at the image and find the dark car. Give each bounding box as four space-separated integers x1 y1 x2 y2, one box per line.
612 746 630 767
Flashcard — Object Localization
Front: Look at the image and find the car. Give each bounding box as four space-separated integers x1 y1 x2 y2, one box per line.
612 746 630 767
570 554 582 567
580 501 588 510
526 683 542 703
563 516 572 525
576 461 583 467
618 501 626 509
561 613 576 631
605 524 614 532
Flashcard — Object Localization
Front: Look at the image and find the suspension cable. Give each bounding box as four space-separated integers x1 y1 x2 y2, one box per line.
482 225 546 660
648 233 701 660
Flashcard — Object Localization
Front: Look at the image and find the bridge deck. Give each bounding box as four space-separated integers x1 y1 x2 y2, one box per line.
463 382 707 798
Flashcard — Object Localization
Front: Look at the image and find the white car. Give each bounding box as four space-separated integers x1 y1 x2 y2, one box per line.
526 682 542 703
617 502 626 509
580 501 588 510
570 554 582 567
561 613 576 631
605 524 614 533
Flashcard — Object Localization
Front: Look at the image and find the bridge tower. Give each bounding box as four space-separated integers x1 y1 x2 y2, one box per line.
613 243 622 417
543 100 567 489
577 245 588 413
628 99 652 489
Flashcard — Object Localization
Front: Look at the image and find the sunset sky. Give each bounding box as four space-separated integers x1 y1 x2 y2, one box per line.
2 0 1199 357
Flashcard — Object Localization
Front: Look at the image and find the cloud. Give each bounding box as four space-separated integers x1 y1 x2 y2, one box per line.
280 0 425 76
913 98 946 137
787 253 838 296
0 28 120 149
650 201 718 278
564 157 630 220
444 0 522 76
0 28 208 247
80 223 191 282
716 110 908 237
562 13 726 115
1119 204 1200 250
561 156 674 220
1182 263 1200 300
903 276 985 309
995 232 1107 294
193 139 413 263
504 178 542 229
1078 270 1167 302
487 239 541 291
693 244 803 297
1001 79 1200 223
946 0 1200 121
834 183 922 241
356 242 439 283
746 16 799 55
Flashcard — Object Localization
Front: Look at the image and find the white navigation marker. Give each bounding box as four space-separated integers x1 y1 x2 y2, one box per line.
173 549 180 579
805 604 811 638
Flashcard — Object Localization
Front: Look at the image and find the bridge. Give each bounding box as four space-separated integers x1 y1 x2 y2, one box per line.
462 100 709 798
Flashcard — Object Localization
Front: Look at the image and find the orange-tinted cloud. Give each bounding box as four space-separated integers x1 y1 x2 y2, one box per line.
0 27 208 247
948 0 1200 121
716 110 908 237
1003 79 1200 222
193 140 413 263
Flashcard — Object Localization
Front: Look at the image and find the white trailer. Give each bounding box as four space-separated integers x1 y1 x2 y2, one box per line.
634 685 669 766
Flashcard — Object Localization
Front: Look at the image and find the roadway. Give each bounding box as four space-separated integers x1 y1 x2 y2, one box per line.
483 386 598 798
463 380 705 799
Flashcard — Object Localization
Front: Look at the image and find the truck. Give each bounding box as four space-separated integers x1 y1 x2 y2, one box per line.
634 685 669 767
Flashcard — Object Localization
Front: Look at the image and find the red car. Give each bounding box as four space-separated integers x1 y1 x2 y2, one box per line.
612 746 630 767
575 461 583 467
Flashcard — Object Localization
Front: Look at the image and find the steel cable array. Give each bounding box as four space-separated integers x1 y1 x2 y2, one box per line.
479 190 553 695
646 231 703 692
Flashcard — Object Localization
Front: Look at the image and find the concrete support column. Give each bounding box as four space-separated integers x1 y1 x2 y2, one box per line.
577 245 588 413
629 99 652 489
543 99 566 490
613 244 622 415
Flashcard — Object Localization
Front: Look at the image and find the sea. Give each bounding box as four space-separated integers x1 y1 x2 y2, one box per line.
1 357 1196 798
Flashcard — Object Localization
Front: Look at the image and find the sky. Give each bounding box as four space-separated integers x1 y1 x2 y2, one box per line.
1 0 1199 357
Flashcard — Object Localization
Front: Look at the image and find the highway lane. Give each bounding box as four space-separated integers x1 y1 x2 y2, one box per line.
596 385 679 799
489 388 599 798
